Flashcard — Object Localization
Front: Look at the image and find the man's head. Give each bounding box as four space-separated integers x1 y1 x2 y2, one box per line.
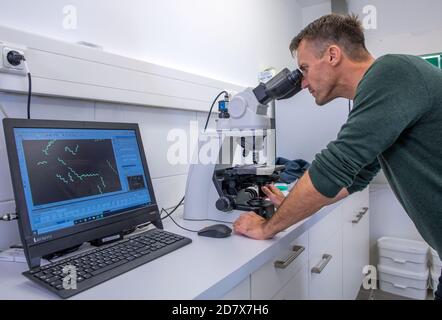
290 14 372 105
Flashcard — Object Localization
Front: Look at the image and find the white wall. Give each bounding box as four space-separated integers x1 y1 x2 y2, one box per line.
301 0 331 27
346 0 442 262
275 0 350 163
0 0 302 86
275 92 349 162
0 1 303 249
348 0 442 58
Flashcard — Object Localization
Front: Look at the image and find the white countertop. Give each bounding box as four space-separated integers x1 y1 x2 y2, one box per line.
0 203 339 300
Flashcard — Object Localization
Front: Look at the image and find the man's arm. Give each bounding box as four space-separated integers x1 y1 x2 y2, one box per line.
233 157 379 239
347 158 380 194
233 170 348 239
264 170 348 237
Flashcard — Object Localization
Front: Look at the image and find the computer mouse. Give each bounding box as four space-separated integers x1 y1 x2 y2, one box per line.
197 224 232 238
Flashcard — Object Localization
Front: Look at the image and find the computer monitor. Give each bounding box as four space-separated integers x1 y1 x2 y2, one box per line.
3 118 162 269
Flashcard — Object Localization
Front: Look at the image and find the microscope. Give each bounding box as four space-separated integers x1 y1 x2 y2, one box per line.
183 68 303 223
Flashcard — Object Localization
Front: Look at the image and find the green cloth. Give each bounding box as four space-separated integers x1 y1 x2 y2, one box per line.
309 54 442 256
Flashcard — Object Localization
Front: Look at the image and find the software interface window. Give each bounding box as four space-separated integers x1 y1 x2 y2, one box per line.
14 128 151 238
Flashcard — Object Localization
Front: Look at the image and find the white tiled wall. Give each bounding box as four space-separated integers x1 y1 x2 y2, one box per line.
0 92 214 249
95 102 195 178
275 90 349 163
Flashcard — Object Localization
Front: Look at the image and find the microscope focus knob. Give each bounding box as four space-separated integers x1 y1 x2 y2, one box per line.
216 197 233 212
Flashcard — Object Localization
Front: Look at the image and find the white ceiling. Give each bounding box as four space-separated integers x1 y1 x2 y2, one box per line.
297 0 330 8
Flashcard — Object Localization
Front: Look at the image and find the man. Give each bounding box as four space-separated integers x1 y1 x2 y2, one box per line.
233 14 442 300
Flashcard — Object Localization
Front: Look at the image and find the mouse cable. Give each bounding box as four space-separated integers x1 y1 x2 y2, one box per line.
161 197 199 233
133 196 199 233
133 196 184 232
164 209 198 233
160 196 184 221
160 196 235 233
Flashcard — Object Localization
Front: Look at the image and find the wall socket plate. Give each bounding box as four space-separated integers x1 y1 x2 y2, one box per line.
0 45 27 75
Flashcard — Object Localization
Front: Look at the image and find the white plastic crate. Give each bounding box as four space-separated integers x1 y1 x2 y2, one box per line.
430 248 442 271
430 268 440 298
377 237 429 273
378 264 429 300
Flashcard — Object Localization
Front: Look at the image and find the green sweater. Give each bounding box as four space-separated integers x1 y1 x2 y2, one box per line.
309 54 442 256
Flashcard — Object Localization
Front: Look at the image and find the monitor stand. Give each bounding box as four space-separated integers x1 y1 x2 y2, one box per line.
38 233 125 265
90 233 124 247
89 216 164 247
42 244 82 261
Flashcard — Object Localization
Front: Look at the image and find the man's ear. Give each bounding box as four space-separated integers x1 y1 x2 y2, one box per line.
327 45 341 66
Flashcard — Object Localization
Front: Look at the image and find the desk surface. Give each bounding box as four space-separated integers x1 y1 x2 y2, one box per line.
0 204 338 300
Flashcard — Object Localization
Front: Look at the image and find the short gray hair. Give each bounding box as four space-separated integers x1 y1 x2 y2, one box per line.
290 14 370 61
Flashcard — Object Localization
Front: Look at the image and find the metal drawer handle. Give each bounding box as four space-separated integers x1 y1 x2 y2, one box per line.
274 245 305 269
311 254 332 274
352 212 363 224
393 258 406 264
352 207 368 223
393 283 407 289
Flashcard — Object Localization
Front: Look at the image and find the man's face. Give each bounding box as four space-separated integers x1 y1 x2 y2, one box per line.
296 39 338 106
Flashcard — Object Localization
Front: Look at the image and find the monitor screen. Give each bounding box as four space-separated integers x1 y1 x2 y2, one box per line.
3 119 161 268
15 127 151 235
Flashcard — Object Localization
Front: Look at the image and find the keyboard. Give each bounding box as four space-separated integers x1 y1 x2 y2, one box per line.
23 228 192 298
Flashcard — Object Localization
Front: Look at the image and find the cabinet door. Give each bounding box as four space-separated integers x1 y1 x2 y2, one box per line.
342 188 370 300
309 224 343 299
272 264 309 300
221 276 251 300
251 231 308 300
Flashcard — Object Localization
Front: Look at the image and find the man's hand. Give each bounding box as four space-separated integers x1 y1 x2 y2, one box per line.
233 211 273 240
233 171 350 241
262 184 285 208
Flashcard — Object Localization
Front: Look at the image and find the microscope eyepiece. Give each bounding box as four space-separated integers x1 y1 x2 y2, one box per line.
253 68 303 105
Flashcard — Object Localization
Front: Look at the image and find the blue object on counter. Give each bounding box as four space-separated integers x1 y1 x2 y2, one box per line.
276 157 310 183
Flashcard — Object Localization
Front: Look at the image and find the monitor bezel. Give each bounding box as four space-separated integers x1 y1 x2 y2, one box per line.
3 118 162 269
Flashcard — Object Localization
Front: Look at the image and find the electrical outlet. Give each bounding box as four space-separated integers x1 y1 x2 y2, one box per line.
0 45 27 75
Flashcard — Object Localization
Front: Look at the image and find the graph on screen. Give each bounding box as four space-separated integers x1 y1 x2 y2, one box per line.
22 139 122 206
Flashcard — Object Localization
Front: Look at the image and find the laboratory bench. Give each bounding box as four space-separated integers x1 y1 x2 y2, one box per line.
0 188 369 300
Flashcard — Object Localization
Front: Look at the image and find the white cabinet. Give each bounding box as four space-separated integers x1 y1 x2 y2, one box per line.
272 264 309 300
251 231 309 300
228 188 369 300
308 205 343 299
342 188 370 299
221 276 251 300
